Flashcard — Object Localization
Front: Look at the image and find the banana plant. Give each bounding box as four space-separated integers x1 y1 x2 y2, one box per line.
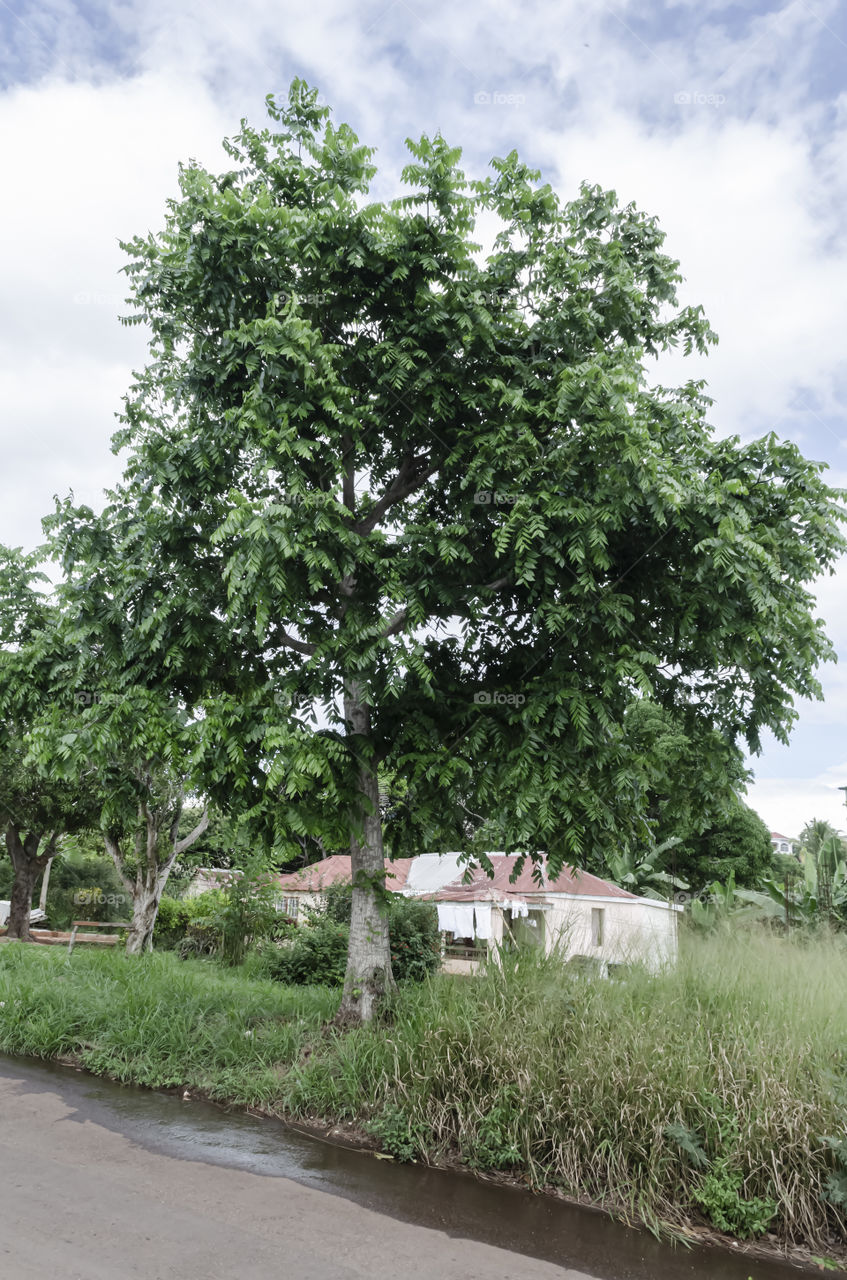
688 871 777 930
741 846 847 929
605 838 688 901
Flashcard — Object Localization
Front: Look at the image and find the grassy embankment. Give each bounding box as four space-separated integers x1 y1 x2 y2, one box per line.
1 930 845 1255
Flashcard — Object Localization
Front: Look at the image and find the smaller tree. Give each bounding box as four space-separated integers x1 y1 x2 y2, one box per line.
605 839 688 901
673 801 774 893
31 688 209 953
0 546 99 939
209 855 280 966
0 753 95 939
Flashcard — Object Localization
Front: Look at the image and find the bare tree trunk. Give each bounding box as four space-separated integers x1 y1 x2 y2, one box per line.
337 681 394 1025
5 825 55 941
125 873 164 955
7 861 38 941
107 803 209 956
38 855 55 914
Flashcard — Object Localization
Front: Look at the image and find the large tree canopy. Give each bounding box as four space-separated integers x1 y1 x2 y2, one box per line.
49 82 845 1018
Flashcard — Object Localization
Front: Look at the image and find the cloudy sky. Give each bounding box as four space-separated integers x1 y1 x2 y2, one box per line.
1 0 845 838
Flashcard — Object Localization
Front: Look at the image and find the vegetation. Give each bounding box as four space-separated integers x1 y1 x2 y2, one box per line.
673 801 775 893
33 81 843 1019
0 546 100 939
152 890 224 950
1 929 846 1255
261 885 441 986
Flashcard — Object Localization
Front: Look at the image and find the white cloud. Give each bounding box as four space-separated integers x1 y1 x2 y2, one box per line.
747 763 847 839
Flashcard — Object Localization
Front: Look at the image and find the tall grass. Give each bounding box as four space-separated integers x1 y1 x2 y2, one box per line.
0 946 335 1105
286 929 847 1249
1 929 845 1251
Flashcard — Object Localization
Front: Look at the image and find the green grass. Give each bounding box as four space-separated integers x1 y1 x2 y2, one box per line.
0 945 335 1104
2 929 846 1254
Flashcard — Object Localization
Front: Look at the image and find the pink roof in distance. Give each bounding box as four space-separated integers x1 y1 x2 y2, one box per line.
275 855 414 893
274 854 635 901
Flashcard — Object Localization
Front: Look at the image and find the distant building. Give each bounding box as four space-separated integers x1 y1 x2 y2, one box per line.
183 867 242 898
770 832 799 858
275 852 680 974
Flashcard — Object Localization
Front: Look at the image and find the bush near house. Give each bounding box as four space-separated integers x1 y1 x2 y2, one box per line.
153 891 225 950
265 885 440 986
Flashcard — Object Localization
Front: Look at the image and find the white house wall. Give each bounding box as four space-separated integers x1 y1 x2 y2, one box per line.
539 896 678 970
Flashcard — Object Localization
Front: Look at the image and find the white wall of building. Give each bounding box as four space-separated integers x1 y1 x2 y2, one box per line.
540 895 679 970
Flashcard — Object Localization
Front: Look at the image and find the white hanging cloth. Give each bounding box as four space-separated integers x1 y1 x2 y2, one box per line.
507 899 529 918
473 903 493 940
437 903 476 937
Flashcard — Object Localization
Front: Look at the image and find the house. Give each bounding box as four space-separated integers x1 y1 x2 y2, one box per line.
770 832 799 858
275 852 680 973
273 856 415 919
183 867 243 898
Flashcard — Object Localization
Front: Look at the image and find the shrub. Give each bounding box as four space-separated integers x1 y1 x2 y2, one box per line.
269 886 440 986
366 1106 426 1162
43 841 130 929
386 896 440 983
693 1160 778 1238
267 919 350 986
207 860 282 966
153 891 223 950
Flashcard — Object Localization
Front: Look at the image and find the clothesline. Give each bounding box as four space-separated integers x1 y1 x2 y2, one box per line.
436 898 533 938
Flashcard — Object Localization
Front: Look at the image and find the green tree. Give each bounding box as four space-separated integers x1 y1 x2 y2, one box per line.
621 700 752 856
0 547 99 939
30 687 209 954
49 84 845 1019
673 800 775 893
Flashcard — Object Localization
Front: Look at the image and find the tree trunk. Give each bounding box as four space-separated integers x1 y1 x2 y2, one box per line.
125 877 164 955
6 861 38 941
38 856 55 914
109 802 209 956
4 826 54 942
337 681 394 1025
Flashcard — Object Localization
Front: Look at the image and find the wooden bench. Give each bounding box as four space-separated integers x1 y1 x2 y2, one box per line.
68 920 131 954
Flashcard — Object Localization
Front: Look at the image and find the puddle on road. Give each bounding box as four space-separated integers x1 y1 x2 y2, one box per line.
0 1055 835 1280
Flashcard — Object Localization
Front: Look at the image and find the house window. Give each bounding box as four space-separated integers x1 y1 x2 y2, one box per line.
591 908 605 948
278 896 299 919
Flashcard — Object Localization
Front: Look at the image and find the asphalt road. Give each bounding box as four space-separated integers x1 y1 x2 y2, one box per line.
0 1067 587 1280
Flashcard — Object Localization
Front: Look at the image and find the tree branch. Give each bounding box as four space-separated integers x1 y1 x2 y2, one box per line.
104 831 135 895
354 457 438 536
379 573 513 640
342 431 355 515
173 805 210 858
279 630 317 656
381 608 410 639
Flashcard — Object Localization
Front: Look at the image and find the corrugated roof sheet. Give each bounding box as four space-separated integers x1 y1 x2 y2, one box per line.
275 855 414 892
275 854 636 901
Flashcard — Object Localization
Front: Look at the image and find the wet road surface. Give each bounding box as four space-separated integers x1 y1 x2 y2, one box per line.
0 1057 834 1279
